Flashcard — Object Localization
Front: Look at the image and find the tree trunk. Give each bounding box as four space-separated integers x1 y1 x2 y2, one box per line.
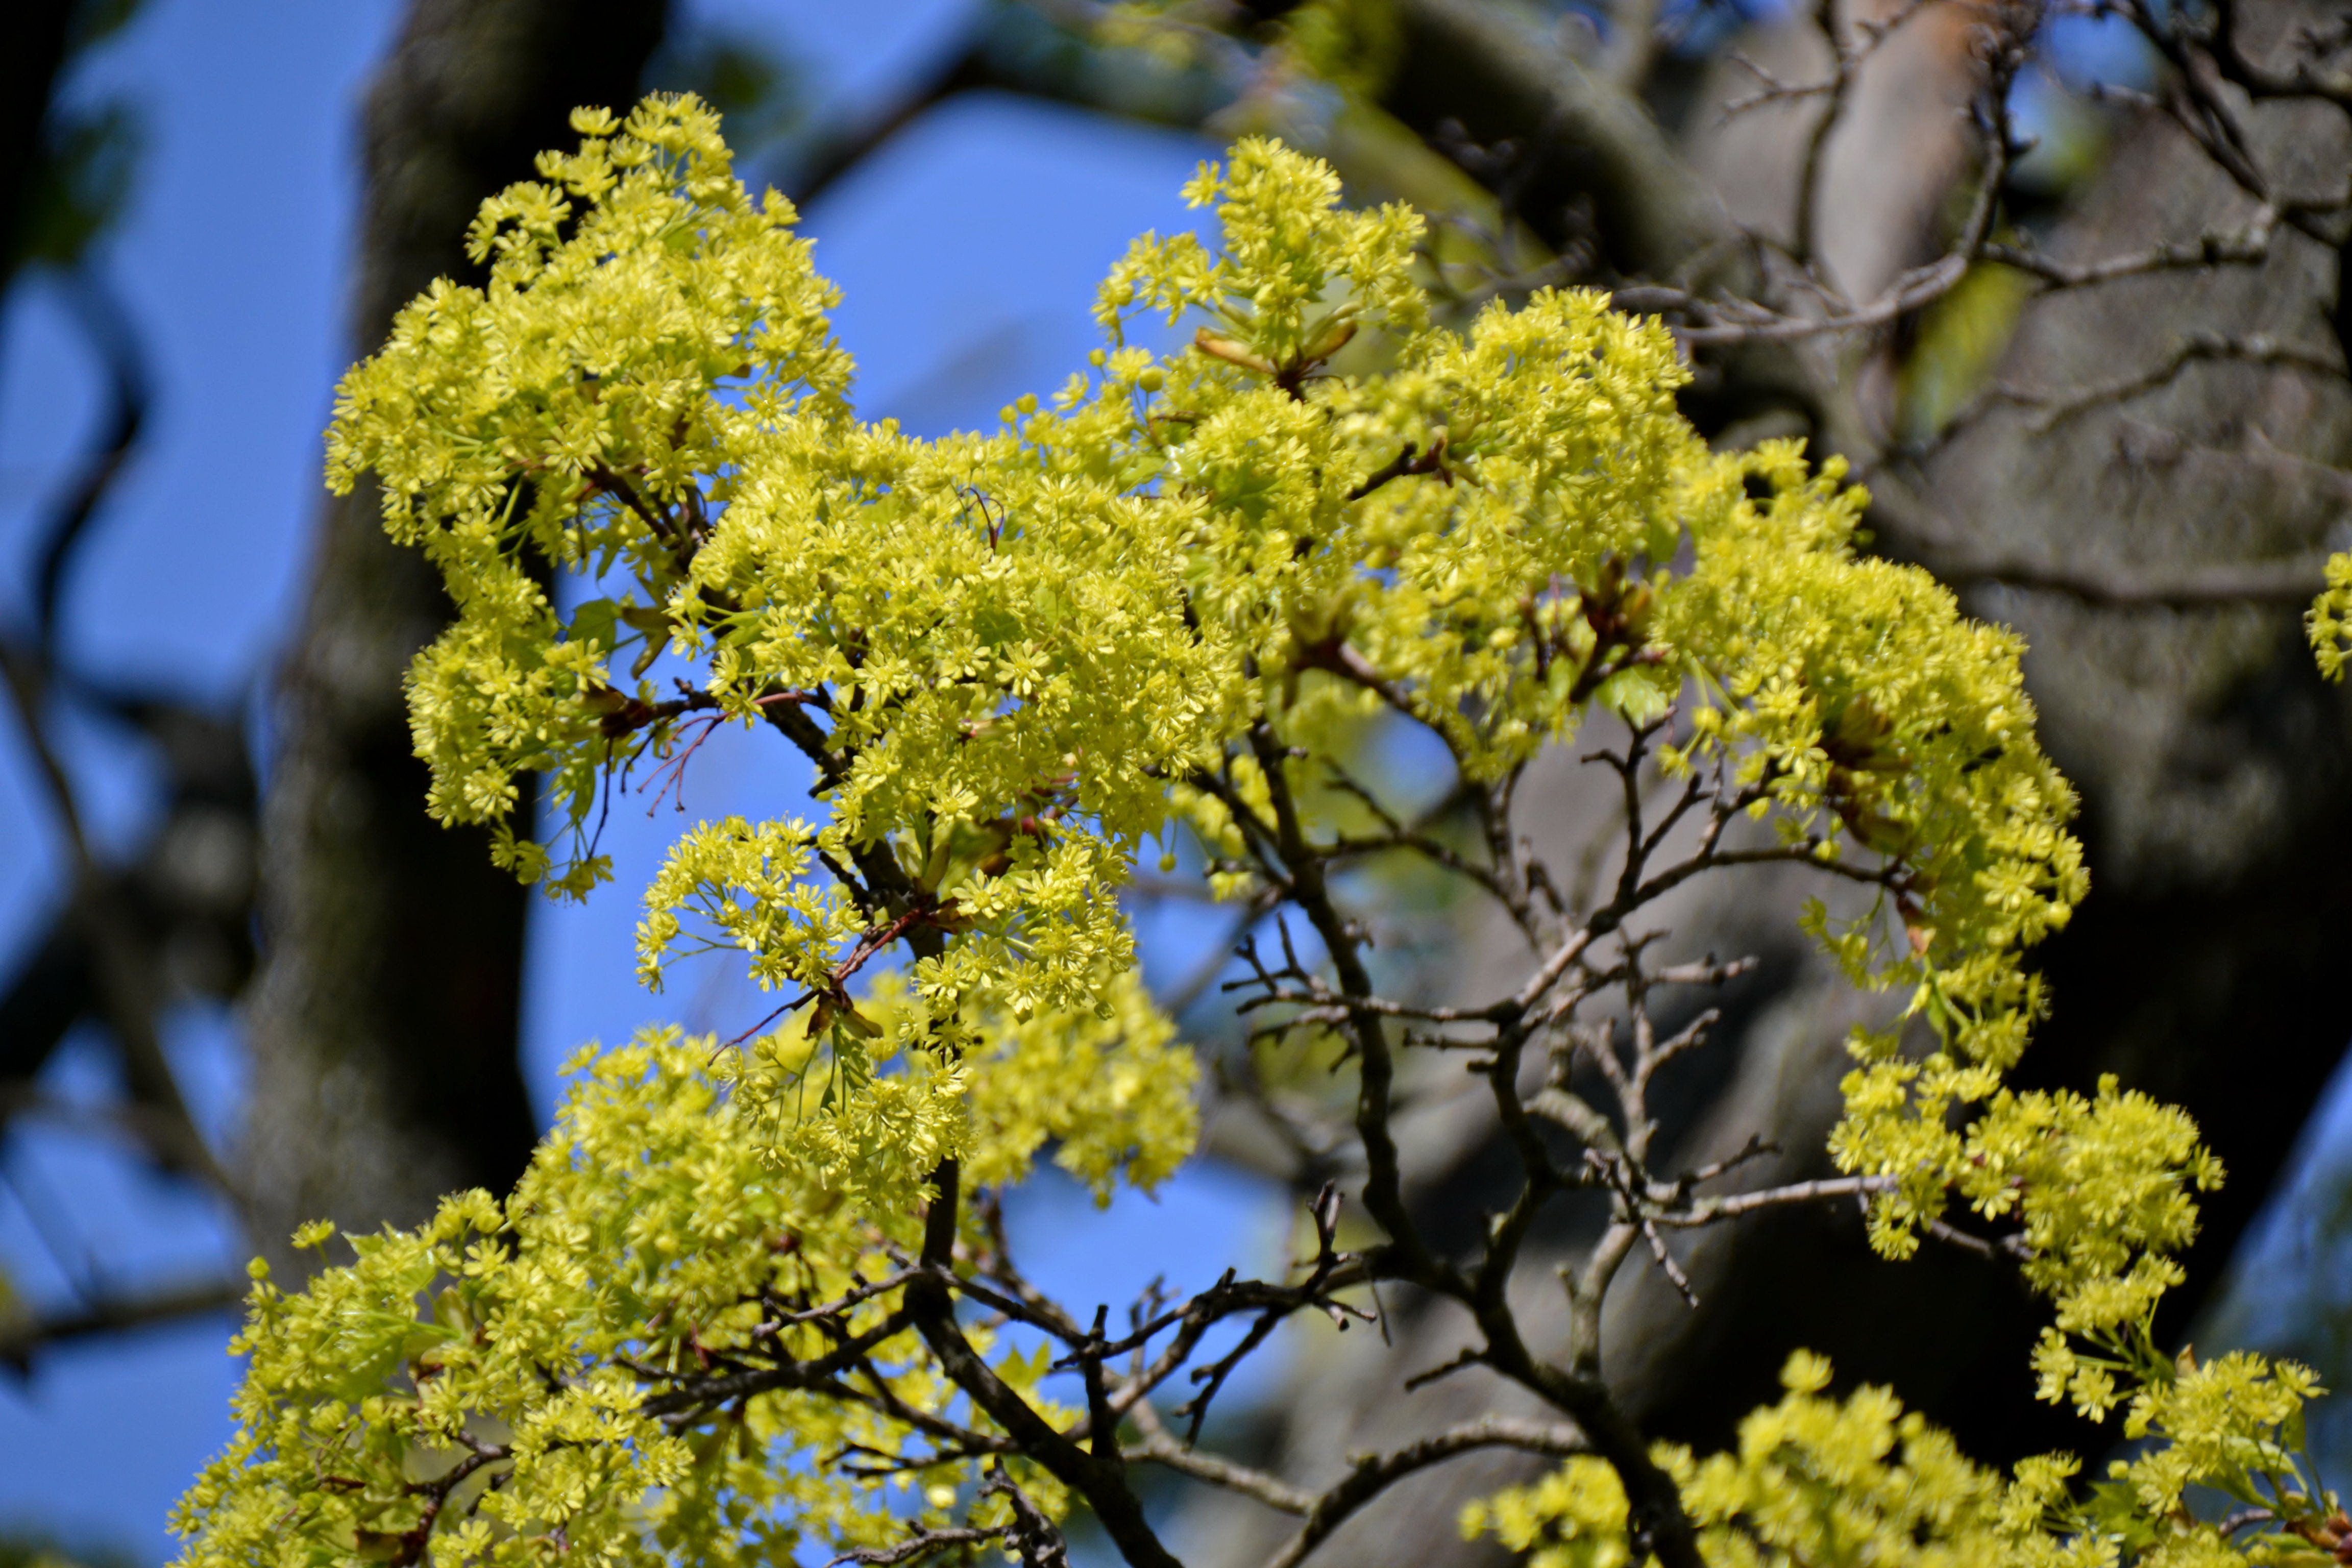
240 0 669 1261
1605 41 2352 1466
1159 3 2352 1561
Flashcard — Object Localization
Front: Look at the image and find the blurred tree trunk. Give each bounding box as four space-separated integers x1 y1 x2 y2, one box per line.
1037 2 2352 1561
240 0 669 1262
1380 0 2352 1461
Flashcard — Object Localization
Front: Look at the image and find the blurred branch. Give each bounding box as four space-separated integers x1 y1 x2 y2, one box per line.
784 21 995 208
1933 553 2334 607
2002 331 2346 432
1601 0 1669 91
32 267 151 651
793 0 1745 294
0 1083 219 1165
0 1276 246 1370
0 252 242 1200
0 5 263 1384
1383 0 1746 285
1864 459 2337 608
782 2 1225 209
0 644 236 1195
1978 205 2287 290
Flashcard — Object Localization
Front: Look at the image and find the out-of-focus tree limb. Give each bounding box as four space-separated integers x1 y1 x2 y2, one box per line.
0 642 234 1198
1916 550 2331 607
1379 0 1744 285
29 270 148 650
0 2 76 276
0 5 260 1320
0 1277 245 1371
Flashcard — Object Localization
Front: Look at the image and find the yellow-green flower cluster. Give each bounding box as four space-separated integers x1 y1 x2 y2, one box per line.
1462 1453 1642 1568
1665 466 2085 1064
2116 1352 2324 1521
2308 553 2352 680
960 964 1198 1200
173 1034 1070 1568
637 816 860 995
724 966 1197 1210
326 99 850 891
326 100 2084 1160
1468 1350 2328 1568
1673 1351 2023 1568
1464 1353 2039 1568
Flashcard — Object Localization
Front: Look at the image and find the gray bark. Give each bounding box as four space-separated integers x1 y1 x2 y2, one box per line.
1155 4 2352 1563
241 0 669 1260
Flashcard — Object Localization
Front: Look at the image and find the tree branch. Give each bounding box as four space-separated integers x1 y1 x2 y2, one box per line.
1258 1416 1594 1568
0 1276 247 1368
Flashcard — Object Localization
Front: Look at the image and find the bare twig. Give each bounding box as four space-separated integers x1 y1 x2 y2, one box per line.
2003 331 2344 432
1258 1416 1592 1568
1653 1173 1894 1224
1125 1404 1315 1514
823 1526 1008 1567
1978 206 2281 290
1934 553 2332 607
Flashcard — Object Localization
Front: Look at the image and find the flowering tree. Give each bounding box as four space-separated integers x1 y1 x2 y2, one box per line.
173 99 2343 1568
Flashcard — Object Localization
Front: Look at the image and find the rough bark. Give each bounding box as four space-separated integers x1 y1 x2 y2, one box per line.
1628 64 2352 1463
1139 5 2352 1564
770 6 2352 1551
241 0 669 1259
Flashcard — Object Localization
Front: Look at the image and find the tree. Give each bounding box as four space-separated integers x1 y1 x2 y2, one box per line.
166 101 2347 1568
887 9 2352 1557
202 0 2347 1496
4 0 2346 1558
